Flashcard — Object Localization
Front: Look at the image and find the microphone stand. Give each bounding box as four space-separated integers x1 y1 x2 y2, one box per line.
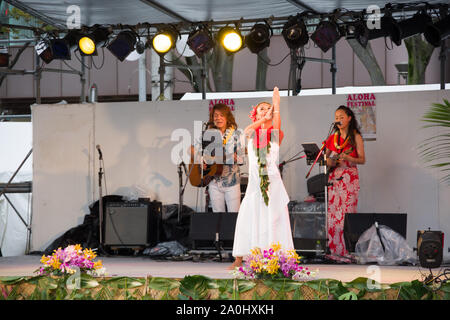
278 151 306 178
97 150 108 256
305 122 336 257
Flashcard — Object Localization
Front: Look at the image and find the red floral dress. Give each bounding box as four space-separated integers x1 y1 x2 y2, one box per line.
325 134 360 262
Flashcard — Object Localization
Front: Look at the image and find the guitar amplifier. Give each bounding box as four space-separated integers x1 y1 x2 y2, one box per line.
103 200 161 247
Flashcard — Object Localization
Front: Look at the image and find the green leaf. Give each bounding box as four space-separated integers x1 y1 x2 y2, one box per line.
262 279 302 292
0 276 26 285
179 275 213 300
147 277 180 291
338 291 358 300
104 277 144 289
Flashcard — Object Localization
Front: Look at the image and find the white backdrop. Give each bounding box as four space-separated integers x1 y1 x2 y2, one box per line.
31 90 450 257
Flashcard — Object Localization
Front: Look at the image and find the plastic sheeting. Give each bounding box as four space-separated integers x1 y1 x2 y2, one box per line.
0 122 33 257
355 224 417 265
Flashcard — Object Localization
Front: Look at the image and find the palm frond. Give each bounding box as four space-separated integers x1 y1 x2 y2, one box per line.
419 99 450 185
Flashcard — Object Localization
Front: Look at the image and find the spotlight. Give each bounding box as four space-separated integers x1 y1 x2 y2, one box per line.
424 15 450 47
282 15 309 49
346 20 369 48
187 26 215 58
217 26 243 53
417 230 444 269
391 11 432 46
0 48 9 67
368 13 401 46
50 39 71 60
35 39 54 64
245 22 272 54
78 27 111 56
107 30 138 61
152 26 179 56
311 20 341 52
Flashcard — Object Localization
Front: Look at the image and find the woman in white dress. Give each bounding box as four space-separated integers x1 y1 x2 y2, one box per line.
229 87 294 269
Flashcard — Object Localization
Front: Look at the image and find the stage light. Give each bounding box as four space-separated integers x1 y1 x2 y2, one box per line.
187 26 215 58
78 27 111 56
35 39 54 64
0 48 9 67
417 230 444 269
391 11 432 46
107 30 138 61
282 15 309 49
311 20 341 52
346 20 369 48
152 26 179 56
217 26 243 53
245 22 272 54
368 13 401 46
424 15 450 47
50 39 71 60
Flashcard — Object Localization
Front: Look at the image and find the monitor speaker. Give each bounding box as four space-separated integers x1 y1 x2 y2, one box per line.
189 212 237 249
103 201 160 247
343 213 407 253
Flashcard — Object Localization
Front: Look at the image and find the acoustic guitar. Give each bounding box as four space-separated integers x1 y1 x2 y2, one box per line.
188 146 224 187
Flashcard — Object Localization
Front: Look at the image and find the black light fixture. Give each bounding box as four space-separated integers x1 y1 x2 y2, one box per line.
187 25 215 58
417 230 444 269
49 38 71 60
0 49 9 67
391 10 432 46
424 14 450 47
345 19 369 48
217 26 243 53
107 30 138 61
311 19 341 52
368 12 401 46
35 39 54 64
78 26 112 56
152 25 180 56
282 14 309 49
245 22 272 54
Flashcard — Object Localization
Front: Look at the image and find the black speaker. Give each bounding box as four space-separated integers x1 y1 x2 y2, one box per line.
189 212 237 249
103 201 160 247
344 213 407 253
417 230 443 269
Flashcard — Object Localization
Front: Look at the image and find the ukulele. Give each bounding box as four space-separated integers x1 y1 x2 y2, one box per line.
327 147 353 175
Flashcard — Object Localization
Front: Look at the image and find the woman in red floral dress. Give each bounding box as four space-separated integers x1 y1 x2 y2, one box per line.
325 105 365 263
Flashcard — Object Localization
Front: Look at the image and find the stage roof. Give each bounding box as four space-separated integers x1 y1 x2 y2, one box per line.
5 0 448 30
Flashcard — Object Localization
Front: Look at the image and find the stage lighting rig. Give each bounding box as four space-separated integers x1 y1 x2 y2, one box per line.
152 26 180 56
367 11 401 46
186 25 215 58
217 26 243 54
424 14 450 47
245 22 272 54
107 30 139 61
345 19 369 48
311 19 341 53
391 10 432 46
78 26 112 56
282 14 309 50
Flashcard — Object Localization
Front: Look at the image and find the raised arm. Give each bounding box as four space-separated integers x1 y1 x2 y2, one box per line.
272 86 281 131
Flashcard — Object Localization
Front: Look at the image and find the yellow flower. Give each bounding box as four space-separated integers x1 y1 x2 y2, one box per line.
271 243 282 252
40 255 50 265
50 257 61 270
74 244 82 253
287 249 301 262
83 248 97 260
266 258 280 274
250 247 261 256
94 260 103 269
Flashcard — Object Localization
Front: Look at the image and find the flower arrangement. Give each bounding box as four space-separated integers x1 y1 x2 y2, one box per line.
36 244 105 276
232 243 317 281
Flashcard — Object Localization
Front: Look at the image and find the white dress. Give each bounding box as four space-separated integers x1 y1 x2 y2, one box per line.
232 138 294 257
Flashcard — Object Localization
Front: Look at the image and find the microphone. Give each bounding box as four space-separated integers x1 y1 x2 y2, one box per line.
96 144 103 160
333 121 341 125
180 161 187 174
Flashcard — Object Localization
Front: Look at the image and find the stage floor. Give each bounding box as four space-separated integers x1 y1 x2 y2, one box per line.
0 254 435 284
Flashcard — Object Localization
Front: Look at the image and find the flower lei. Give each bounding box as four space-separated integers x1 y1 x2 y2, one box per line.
333 132 349 150
254 126 272 206
222 126 235 146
